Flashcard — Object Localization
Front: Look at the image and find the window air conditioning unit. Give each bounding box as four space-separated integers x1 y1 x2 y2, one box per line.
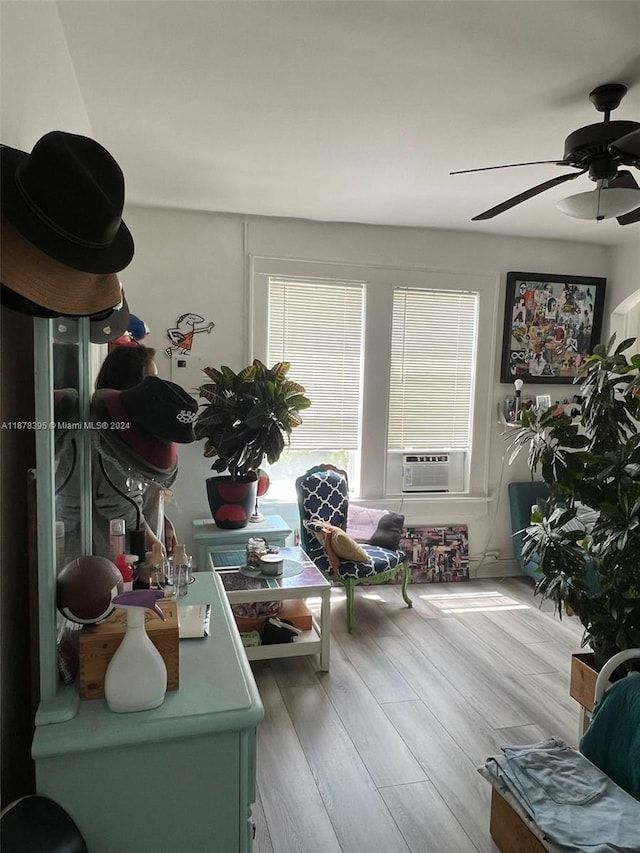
402 453 452 493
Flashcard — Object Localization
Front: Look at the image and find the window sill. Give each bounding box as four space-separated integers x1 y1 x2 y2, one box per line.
365 494 493 505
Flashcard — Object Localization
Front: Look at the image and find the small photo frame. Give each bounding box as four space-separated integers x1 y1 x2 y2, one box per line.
504 395 534 422
500 271 606 384
535 394 552 411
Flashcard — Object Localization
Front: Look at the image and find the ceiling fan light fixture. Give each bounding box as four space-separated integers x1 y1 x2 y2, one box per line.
556 180 640 221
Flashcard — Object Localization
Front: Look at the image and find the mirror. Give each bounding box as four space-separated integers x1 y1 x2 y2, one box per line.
52 321 105 569
34 318 93 720
36 316 119 719
53 336 81 569
34 319 108 720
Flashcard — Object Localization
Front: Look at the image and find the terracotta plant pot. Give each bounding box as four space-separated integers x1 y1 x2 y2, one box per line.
206 475 257 529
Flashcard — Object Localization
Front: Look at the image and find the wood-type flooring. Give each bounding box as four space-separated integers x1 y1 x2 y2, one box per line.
251 577 586 853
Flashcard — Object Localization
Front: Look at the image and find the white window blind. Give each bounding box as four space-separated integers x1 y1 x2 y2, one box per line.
268 277 364 450
388 287 477 449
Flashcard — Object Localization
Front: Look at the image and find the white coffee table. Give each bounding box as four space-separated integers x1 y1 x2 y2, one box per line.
216 545 331 671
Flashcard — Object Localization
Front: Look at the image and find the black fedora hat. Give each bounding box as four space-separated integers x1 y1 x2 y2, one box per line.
119 377 197 444
1 131 134 274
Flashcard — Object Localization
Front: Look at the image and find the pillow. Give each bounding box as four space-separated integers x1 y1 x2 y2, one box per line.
331 527 368 562
368 511 404 550
347 506 405 551
306 520 368 571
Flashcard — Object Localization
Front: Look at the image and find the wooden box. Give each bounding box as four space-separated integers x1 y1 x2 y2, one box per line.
234 599 313 635
570 652 602 712
489 788 546 853
234 614 268 634
79 599 179 700
279 599 313 631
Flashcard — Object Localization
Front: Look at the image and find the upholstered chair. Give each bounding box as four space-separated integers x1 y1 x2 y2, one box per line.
295 464 412 631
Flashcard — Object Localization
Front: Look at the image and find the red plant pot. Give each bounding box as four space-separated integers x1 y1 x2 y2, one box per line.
206 475 258 530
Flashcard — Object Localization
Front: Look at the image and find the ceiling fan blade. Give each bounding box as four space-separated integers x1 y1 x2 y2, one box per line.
471 170 588 221
617 205 640 226
609 171 640 224
450 160 567 175
609 128 640 163
610 170 640 191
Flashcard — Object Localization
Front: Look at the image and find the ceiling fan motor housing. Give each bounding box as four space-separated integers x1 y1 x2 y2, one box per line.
563 120 640 185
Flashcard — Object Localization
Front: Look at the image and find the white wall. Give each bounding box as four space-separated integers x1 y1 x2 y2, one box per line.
608 239 640 349
0 0 91 147
124 205 620 573
609 239 640 311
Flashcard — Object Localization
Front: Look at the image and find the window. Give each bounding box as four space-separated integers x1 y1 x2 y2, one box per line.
388 287 477 449
264 276 365 497
268 277 364 450
251 258 496 500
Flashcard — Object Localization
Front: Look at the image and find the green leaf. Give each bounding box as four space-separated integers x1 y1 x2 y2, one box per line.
614 337 636 356
193 359 310 479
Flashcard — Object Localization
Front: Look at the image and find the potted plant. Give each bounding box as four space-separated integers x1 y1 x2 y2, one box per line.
195 359 310 529
506 335 640 669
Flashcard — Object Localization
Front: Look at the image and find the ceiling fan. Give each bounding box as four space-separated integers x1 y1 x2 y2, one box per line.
451 83 640 225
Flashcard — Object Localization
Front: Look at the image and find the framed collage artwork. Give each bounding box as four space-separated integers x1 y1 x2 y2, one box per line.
500 271 606 384
383 525 469 584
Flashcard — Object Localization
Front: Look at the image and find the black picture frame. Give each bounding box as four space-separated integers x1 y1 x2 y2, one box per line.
500 271 606 384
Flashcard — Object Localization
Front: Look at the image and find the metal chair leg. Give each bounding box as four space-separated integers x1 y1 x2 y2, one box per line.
344 580 356 632
400 563 413 608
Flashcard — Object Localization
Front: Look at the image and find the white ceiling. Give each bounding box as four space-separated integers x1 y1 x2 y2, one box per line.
52 0 640 247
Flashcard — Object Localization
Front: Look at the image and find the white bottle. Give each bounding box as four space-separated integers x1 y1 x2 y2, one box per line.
104 590 167 713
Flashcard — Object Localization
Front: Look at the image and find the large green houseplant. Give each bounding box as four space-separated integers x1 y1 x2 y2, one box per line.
195 359 310 528
507 335 640 666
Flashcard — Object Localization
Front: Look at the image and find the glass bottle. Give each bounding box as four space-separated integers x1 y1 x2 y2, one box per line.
173 544 189 597
246 537 267 569
109 519 126 564
150 542 165 590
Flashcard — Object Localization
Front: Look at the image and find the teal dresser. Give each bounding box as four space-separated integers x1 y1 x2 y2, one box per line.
32 572 264 852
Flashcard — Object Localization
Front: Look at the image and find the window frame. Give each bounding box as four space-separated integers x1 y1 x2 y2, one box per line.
250 256 499 500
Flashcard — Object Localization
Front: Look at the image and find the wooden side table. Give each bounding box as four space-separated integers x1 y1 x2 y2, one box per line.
192 514 292 570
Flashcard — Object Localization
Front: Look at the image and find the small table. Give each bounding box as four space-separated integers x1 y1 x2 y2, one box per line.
192 514 292 570
217 546 331 671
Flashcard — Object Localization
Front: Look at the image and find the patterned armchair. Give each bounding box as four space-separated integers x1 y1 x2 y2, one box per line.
295 464 412 632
